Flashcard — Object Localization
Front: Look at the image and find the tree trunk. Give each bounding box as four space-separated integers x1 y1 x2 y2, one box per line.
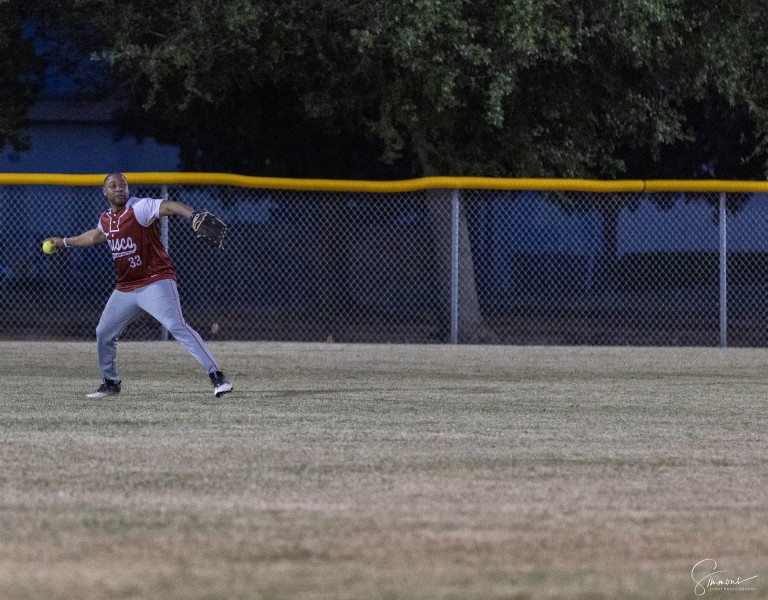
412 132 498 343
596 200 622 293
318 197 348 331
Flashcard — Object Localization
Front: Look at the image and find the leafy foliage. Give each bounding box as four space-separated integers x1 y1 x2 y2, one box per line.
0 0 44 153
16 0 768 178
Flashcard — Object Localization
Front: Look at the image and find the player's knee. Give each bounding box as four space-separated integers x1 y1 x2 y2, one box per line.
162 318 186 334
95 322 114 343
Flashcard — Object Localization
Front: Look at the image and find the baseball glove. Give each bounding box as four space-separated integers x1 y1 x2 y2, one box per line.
191 210 228 249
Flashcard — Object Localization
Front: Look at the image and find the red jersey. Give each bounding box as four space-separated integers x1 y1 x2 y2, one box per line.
98 197 176 292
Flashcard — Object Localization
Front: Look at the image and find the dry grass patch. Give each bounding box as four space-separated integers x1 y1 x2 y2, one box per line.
1 341 767 599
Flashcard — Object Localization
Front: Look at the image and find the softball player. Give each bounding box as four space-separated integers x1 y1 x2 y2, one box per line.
46 173 233 398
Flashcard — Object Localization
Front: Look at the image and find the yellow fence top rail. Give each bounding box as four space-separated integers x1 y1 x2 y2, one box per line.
2 172 768 194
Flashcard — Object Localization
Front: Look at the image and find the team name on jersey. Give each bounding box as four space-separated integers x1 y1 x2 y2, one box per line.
108 236 137 258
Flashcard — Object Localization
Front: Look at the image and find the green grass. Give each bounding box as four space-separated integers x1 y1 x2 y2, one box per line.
1 341 767 599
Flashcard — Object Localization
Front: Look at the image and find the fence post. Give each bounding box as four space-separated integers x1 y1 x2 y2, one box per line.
450 189 460 344
719 191 727 348
160 184 169 342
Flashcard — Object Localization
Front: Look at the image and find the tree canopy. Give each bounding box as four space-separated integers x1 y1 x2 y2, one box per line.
0 0 43 153
15 0 768 179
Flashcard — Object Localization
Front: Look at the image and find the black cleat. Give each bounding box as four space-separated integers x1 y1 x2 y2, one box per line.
87 378 121 399
209 371 233 397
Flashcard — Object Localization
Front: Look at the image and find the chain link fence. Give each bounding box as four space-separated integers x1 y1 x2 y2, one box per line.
2 176 768 346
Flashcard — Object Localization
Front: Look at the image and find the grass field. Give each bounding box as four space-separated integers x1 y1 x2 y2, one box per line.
1 341 767 600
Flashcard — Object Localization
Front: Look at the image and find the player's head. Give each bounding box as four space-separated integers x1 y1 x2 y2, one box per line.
102 173 129 208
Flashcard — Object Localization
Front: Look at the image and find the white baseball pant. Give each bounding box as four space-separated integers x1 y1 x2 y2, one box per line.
95 278 220 382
